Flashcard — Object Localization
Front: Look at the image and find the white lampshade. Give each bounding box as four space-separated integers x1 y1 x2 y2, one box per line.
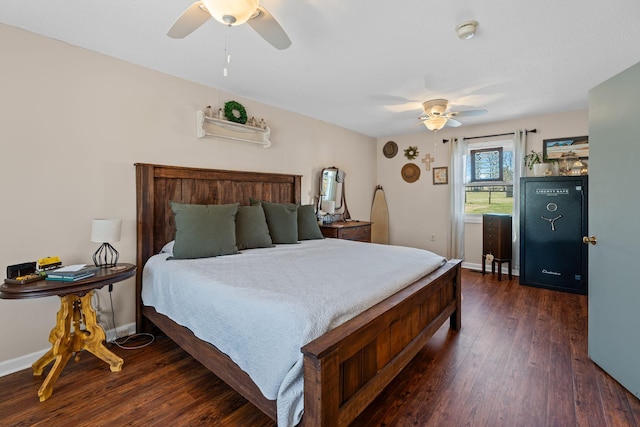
203 0 259 25
91 219 122 243
424 116 448 131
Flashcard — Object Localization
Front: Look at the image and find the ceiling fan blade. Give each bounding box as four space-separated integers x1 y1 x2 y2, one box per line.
167 1 211 39
445 118 462 127
450 109 488 118
247 6 292 50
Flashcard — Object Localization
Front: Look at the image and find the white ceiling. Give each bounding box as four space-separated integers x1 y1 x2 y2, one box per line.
2 0 640 138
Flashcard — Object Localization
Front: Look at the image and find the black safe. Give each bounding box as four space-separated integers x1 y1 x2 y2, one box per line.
519 176 588 294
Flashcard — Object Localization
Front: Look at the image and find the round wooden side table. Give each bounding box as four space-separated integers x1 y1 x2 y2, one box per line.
0 263 136 401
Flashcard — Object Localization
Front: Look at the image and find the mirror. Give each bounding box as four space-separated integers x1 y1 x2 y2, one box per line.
318 167 350 221
320 167 343 211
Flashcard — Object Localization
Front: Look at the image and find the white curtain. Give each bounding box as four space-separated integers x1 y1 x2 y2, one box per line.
512 129 527 271
449 137 468 260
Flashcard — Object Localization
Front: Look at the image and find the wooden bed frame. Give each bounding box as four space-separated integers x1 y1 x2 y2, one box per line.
135 163 462 426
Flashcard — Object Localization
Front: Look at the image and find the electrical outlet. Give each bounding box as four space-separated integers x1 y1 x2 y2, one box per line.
430 233 435 241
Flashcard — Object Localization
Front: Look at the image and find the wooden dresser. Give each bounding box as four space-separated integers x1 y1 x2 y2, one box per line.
482 213 512 280
320 221 372 243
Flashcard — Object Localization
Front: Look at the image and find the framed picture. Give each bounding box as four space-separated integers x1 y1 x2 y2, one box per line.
433 166 448 185
543 135 589 161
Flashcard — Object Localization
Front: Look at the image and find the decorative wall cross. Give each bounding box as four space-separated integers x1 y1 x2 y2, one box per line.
421 153 435 171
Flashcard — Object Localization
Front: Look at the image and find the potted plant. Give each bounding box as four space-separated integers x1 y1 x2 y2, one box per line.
524 150 549 176
524 150 542 169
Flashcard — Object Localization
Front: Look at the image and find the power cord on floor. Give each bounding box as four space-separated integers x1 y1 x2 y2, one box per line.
112 333 155 349
105 286 155 350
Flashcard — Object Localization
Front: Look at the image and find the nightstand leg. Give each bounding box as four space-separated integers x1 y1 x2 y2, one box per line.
37 350 73 402
78 292 123 372
33 295 74 401
32 291 123 402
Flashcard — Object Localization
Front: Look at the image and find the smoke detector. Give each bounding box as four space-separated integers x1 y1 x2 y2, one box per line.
456 20 479 40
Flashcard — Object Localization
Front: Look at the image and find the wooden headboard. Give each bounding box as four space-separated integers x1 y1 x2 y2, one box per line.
134 163 302 330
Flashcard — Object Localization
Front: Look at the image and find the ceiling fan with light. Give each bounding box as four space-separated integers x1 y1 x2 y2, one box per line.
167 0 292 50
418 99 487 131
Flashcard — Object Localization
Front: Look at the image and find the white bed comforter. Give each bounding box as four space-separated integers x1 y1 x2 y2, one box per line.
142 238 446 426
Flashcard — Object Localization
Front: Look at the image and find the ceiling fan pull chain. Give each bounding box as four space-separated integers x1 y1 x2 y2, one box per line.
223 24 231 77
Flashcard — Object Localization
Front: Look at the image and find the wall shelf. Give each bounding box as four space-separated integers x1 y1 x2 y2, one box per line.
196 110 271 148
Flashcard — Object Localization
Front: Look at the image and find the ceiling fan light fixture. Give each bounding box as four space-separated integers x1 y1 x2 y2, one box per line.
423 99 448 116
456 20 478 40
203 0 259 26
425 116 448 131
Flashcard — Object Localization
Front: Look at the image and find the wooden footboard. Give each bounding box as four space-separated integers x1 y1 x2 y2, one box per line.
301 259 461 426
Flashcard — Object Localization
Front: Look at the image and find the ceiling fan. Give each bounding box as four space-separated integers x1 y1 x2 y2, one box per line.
167 0 292 50
418 99 487 131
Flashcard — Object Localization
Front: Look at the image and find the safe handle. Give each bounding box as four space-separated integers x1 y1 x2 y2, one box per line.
582 235 597 245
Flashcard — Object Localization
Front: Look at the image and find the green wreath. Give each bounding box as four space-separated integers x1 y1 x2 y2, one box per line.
224 100 248 124
404 146 419 160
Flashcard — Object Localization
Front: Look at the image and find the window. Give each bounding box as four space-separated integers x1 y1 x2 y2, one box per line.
464 140 514 216
470 147 503 182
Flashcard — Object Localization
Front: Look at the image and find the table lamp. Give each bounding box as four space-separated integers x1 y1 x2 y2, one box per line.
91 219 122 268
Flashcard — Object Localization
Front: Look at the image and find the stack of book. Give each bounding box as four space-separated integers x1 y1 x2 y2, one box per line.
46 265 98 282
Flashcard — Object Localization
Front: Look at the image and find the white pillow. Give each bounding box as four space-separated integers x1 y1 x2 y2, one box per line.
160 240 175 255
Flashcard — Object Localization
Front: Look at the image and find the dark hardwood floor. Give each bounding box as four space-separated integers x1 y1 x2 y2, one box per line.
1 269 638 426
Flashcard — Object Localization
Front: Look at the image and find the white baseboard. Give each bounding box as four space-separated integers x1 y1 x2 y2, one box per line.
103 321 137 343
0 322 136 378
0 348 48 378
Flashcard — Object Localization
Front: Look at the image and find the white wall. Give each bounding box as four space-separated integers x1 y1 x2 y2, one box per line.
376 110 588 266
375 133 451 255
0 24 376 368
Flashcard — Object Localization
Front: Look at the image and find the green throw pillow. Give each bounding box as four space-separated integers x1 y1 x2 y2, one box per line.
297 204 324 240
250 198 299 244
170 202 239 259
236 205 273 250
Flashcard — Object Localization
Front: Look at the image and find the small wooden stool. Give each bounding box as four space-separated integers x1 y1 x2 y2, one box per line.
482 254 512 281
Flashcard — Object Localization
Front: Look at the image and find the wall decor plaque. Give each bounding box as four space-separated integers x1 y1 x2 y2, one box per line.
433 166 449 185
543 135 589 161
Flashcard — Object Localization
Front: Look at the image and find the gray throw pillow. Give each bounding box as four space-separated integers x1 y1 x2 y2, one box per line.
236 205 273 250
250 198 299 244
170 202 239 259
297 204 324 240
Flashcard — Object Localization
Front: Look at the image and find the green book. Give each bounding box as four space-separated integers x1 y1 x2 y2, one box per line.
46 272 95 282
47 265 98 278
